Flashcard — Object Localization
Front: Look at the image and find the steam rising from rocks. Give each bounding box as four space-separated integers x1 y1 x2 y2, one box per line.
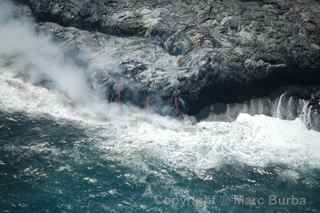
0 0 319 131
0 0 96 105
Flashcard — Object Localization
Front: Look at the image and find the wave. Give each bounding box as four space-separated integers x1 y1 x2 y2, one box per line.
1 70 320 178
1 0 320 179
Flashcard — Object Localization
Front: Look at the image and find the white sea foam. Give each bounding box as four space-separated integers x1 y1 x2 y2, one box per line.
1 69 320 178
0 0 319 179
96 110 320 176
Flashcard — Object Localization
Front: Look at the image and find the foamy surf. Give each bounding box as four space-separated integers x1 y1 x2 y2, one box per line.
1 1 320 212
1 68 320 179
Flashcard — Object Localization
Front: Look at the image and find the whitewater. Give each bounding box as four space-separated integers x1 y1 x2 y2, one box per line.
1 64 320 177
1 1 320 212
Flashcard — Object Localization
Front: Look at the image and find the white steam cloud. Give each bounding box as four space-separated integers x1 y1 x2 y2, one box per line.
1 1 320 178
0 0 95 105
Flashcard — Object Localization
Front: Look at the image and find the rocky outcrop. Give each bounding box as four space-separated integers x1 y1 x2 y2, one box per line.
34 22 185 115
13 0 320 110
8 0 320 129
197 87 320 130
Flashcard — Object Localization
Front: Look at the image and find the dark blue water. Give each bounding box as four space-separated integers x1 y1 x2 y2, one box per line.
1 111 319 213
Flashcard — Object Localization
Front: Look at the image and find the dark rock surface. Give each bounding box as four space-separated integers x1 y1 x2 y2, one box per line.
13 0 320 111
35 22 184 115
196 87 320 131
8 0 320 129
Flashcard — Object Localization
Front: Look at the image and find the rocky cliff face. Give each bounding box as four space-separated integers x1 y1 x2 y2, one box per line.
8 0 320 130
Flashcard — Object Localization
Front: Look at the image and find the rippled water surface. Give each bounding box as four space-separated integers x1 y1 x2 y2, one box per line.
0 2 320 211
1 111 320 213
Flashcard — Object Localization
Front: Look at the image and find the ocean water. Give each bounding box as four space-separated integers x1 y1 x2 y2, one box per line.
0 2 320 211
0 73 320 213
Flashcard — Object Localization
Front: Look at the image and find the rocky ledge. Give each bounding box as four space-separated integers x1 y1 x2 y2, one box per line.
9 0 320 130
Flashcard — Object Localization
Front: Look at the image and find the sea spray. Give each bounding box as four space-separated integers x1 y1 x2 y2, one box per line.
0 1 96 106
